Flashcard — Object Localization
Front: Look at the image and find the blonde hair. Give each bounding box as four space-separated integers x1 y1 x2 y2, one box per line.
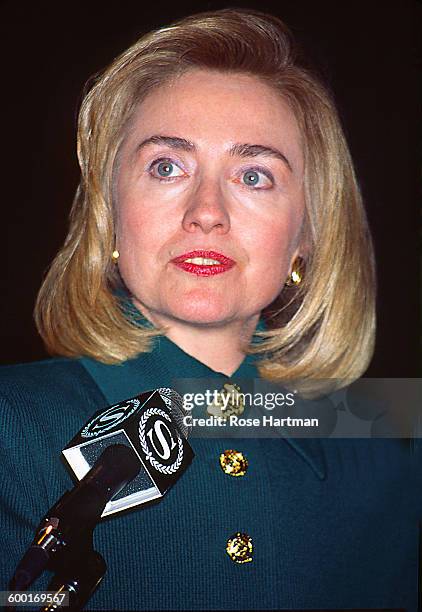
35 8 375 393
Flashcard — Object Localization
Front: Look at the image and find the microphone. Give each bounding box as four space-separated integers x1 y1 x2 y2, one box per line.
9 388 193 601
9 444 141 591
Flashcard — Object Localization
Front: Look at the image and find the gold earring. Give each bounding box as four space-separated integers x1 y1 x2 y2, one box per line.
285 257 304 286
112 249 120 263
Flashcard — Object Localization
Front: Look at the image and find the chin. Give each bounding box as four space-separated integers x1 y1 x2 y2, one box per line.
171 306 233 327
166 292 236 326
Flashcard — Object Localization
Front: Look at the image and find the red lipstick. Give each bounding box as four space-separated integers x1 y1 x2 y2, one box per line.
171 250 235 276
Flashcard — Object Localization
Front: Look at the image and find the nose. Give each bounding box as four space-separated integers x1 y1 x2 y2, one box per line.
182 178 230 235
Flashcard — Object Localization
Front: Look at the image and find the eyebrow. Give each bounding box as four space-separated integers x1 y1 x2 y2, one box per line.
136 135 292 171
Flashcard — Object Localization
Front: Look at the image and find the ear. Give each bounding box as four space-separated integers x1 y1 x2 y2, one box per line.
288 243 308 275
288 221 311 272
285 230 309 287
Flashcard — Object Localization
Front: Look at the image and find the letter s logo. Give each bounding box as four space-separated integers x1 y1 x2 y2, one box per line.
139 407 184 474
92 407 126 430
81 399 141 438
147 419 177 460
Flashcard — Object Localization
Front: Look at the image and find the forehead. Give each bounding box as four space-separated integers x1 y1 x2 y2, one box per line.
124 69 303 175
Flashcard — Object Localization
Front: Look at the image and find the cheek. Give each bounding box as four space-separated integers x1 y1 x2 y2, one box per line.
246 218 298 268
116 198 170 260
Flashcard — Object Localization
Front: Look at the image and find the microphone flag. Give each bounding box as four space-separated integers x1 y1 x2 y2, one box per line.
62 389 194 518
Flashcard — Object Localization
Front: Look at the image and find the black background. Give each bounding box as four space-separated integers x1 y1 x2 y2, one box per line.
1 0 420 375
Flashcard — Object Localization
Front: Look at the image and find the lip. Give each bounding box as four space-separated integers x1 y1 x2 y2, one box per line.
170 250 236 277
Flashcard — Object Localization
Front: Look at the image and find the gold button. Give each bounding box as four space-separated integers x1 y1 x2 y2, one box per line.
207 383 245 419
219 450 248 476
226 532 253 563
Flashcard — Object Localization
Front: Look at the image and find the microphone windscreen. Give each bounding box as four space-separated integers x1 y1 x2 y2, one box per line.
157 388 191 438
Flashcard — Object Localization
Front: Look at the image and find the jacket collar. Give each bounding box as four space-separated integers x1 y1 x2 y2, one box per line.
81 299 326 481
81 341 327 482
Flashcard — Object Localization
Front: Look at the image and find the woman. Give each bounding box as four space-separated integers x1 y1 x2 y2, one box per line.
0 8 419 611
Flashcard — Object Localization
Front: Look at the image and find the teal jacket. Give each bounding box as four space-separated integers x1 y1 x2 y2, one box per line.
0 333 421 610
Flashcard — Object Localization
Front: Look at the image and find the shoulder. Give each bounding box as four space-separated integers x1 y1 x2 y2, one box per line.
0 356 92 391
0 357 104 409
0 357 107 457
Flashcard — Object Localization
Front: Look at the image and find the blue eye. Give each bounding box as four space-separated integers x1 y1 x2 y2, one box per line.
149 158 184 180
157 161 174 177
242 168 273 188
243 170 259 186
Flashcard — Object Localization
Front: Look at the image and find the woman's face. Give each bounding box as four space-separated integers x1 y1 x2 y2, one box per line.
115 69 305 330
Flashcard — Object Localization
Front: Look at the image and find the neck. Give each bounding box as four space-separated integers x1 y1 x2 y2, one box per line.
133 301 260 376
